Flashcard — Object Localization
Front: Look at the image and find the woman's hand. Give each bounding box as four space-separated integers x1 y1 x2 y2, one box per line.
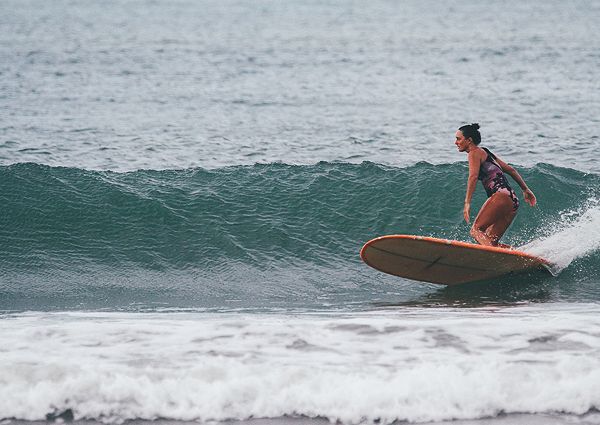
524 189 537 206
463 202 471 223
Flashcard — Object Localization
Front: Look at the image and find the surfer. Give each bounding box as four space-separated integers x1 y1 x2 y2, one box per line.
455 123 537 246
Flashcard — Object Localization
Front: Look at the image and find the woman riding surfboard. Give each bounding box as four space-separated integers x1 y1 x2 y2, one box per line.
455 123 536 247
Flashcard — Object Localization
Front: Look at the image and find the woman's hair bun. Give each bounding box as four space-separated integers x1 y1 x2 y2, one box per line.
458 122 482 145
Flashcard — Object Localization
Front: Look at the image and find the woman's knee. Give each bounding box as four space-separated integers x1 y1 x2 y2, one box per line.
470 223 485 237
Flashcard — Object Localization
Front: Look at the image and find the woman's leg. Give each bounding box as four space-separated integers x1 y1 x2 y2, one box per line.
470 192 517 246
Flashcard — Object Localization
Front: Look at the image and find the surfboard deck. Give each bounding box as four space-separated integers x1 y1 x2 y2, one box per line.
360 235 552 285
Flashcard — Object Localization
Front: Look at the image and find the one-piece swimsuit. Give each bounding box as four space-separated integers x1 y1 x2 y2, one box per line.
478 147 519 211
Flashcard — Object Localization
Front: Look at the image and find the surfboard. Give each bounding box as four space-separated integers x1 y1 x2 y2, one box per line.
360 235 552 285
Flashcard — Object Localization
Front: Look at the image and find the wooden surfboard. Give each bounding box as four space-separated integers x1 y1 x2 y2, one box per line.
360 235 552 285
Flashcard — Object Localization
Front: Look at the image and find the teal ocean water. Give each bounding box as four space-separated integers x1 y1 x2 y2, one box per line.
2 0 600 424
1 162 599 311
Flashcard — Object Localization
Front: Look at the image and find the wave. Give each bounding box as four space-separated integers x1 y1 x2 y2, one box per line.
1 162 599 309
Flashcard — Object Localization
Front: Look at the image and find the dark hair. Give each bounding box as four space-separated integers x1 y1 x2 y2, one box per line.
459 123 481 145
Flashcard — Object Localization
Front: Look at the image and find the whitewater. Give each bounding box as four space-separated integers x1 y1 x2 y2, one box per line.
2 306 600 424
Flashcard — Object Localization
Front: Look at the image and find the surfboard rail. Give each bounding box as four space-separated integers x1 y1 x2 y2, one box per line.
360 234 551 285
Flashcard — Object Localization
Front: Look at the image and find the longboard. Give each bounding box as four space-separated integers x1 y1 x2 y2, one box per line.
360 235 552 285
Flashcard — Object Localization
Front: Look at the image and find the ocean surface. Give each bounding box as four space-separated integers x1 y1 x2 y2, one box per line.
1 1 600 424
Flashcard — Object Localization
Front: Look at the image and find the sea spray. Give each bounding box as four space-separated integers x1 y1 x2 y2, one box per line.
520 199 600 274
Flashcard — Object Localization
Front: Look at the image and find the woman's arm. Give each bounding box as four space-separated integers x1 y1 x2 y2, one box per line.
464 151 481 223
495 156 537 206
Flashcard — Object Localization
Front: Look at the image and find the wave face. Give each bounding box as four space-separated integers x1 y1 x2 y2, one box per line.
1 162 599 310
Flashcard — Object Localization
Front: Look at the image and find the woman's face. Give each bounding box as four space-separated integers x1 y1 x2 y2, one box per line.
455 130 471 152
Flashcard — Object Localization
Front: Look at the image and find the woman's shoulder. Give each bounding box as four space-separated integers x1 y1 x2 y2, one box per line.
480 146 496 159
469 146 489 160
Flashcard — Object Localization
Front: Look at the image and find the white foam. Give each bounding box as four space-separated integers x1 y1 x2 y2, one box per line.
519 200 600 274
1 306 600 424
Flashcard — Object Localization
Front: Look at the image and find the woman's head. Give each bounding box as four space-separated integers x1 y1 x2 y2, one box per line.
458 123 481 145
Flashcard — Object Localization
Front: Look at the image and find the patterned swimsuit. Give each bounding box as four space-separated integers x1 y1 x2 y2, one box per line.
478 147 519 211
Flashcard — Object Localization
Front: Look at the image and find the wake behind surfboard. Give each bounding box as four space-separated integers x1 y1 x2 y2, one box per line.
360 235 552 285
